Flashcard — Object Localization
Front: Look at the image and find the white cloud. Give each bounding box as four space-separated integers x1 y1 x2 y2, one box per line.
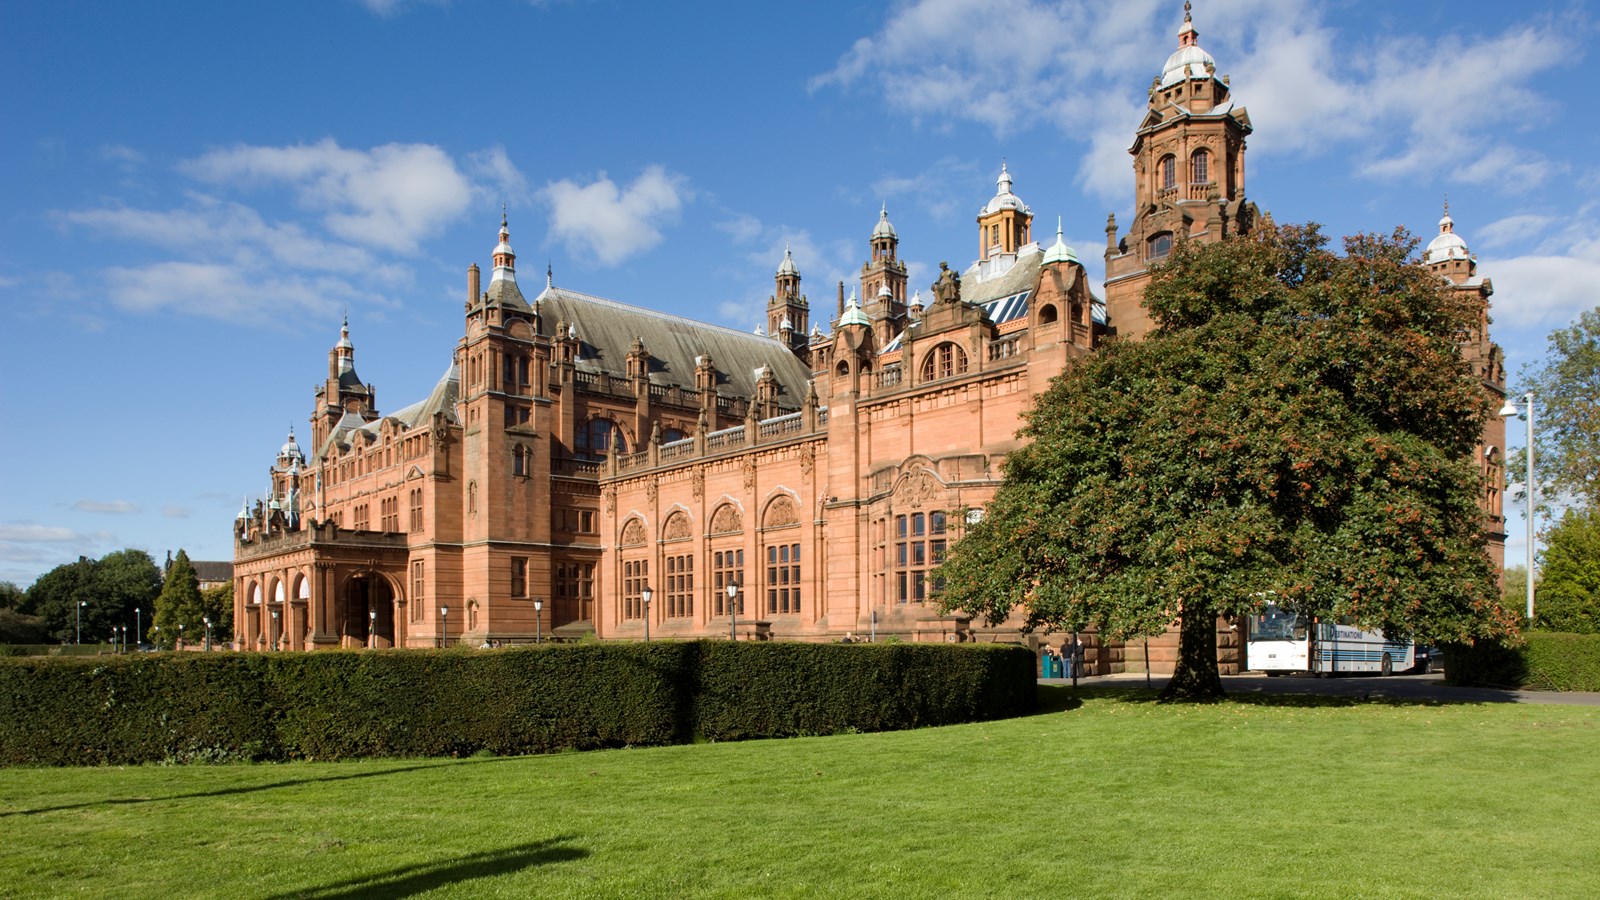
541 166 691 266
813 1 1581 205
715 213 764 245
182 139 472 253
72 500 140 515
873 156 985 222
1479 254 1600 329
162 506 192 519
1478 214 1557 249
102 261 365 323
0 524 86 543
468 145 530 205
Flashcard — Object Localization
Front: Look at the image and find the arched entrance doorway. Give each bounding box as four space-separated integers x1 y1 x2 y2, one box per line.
341 572 404 649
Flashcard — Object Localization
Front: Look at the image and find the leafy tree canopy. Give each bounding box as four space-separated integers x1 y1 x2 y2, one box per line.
937 223 1515 700
153 549 205 647
23 551 160 644
1534 507 1600 634
1515 306 1600 511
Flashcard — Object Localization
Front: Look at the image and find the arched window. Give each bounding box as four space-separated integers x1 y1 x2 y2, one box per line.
576 418 628 461
1148 232 1173 259
920 342 969 382
709 504 744 618
835 360 850 378
1038 304 1059 325
1190 149 1210 185
1159 155 1177 191
661 428 687 444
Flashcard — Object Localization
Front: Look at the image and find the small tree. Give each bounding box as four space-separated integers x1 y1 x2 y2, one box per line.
153 550 204 647
937 223 1516 700
1516 306 1600 511
1535 507 1600 634
201 582 234 640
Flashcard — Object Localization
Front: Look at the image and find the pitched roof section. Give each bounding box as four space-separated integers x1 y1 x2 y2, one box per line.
534 285 813 405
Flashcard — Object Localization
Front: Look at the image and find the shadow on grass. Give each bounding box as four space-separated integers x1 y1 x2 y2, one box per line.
260 835 587 899
1037 681 1522 710
2 755 519 819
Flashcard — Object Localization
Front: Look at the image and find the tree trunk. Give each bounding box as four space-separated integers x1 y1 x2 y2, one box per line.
1159 608 1225 701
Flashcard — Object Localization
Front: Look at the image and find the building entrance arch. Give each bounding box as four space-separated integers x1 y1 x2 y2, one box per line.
340 570 406 649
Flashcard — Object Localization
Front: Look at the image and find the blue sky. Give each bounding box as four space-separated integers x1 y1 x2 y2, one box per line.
1 0 1594 586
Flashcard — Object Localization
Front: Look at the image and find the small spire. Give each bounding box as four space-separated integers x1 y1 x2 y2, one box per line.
1179 1 1198 46
547 261 553 287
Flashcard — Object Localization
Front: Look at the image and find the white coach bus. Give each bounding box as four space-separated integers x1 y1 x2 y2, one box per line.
1247 602 1414 677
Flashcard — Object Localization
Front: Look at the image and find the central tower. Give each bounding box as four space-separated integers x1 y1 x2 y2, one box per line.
1103 2 1255 340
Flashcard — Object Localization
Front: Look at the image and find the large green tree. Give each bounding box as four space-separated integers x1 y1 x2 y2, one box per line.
937 223 1516 700
23 551 161 644
1515 306 1600 511
1535 507 1600 634
153 549 205 648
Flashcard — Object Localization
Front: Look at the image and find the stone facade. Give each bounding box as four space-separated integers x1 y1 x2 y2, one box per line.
233 9 1506 671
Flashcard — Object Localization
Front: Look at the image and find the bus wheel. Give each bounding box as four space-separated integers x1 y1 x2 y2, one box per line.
1380 653 1393 677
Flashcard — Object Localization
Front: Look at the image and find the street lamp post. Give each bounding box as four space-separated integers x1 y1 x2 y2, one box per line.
726 580 740 641
440 605 449 649
153 625 161 651
178 623 186 651
640 585 653 643
533 597 543 644
203 617 212 652
268 609 277 651
134 608 141 650
76 600 86 645
1501 392 1537 622
369 608 377 650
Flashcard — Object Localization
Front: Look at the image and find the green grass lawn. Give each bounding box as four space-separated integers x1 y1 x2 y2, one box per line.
2 687 1596 899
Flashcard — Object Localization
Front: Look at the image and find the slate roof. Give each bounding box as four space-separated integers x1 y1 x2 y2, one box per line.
190 561 233 585
533 284 813 406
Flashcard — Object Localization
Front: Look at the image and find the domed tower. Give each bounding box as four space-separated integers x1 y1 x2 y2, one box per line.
311 316 378 449
861 205 908 348
1424 202 1508 567
1104 1 1255 340
768 245 810 358
977 161 1033 262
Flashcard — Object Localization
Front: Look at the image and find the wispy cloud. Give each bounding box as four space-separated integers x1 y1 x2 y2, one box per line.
72 500 140 515
541 166 692 266
813 1 1581 205
162 505 192 519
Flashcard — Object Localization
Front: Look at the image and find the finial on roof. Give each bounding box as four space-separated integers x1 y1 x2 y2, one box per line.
1185 0 1192 23
547 261 553 288
501 203 508 229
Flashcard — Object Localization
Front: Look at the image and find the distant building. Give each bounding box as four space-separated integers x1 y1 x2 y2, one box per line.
163 552 233 592
233 7 1505 670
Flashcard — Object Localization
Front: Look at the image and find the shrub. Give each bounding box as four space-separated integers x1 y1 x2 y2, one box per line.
0 641 1035 766
1444 632 1600 691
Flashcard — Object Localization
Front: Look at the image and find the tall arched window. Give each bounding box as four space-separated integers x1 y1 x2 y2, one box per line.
1159 155 1177 191
1190 149 1210 185
576 418 628 461
921 342 969 382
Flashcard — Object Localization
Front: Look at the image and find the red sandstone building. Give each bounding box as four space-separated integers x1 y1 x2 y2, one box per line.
233 10 1506 670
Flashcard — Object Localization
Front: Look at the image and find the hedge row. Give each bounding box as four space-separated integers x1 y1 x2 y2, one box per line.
1444 632 1600 692
0 641 1036 766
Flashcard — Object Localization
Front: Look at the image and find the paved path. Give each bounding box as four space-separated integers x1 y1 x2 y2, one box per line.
1039 672 1600 707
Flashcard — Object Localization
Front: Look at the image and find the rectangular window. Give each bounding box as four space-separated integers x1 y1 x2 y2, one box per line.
409 488 424 532
666 554 693 618
510 557 528 598
623 559 647 620
412 560 425 622
894 511 946 604
713 549 744 616
765 543 800 615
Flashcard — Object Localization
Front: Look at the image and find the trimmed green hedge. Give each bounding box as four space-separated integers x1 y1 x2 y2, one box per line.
0 641 1035 766
1444 632 1600 691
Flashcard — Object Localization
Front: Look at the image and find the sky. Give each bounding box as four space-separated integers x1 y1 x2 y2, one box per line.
1 0 1595 587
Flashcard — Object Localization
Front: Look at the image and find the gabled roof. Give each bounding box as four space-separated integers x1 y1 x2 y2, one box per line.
534 285 812 406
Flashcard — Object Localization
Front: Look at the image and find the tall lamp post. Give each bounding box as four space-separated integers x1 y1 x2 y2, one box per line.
1501 391 1537 622
268 609 277 651
440 605 449 649
178 623 186 651
369 608 377 649
726 580 740 641
153 625 161 651
76 600 86 645
203 616 212 652
640 585 653 643
533 597 543 644
134 607 142 650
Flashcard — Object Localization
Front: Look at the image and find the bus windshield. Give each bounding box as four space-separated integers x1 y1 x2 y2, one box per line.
1250 604 1302 641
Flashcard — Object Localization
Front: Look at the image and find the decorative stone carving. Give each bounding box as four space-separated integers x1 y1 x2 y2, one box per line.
620 518 646 546
799 445 814 479
710 504 743 535
932 261 961 305
602 486 616 516
742 458 756 494
691 469 704 501
763 495 798 528
894 469 941 508
646 480 658 506
663 511 691 542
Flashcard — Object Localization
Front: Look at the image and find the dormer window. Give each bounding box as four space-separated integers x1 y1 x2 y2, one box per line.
1149 232 1173 259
